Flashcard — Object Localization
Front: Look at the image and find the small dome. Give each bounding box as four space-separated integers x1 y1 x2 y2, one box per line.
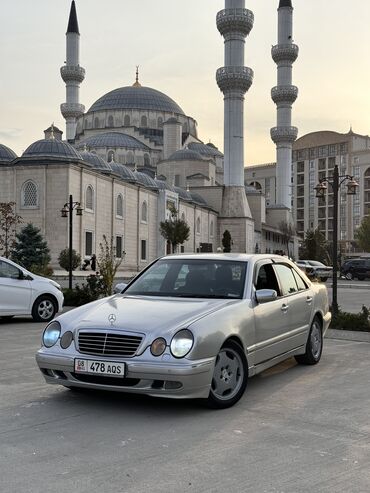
23 139 82 160
77 132 150 151
89 86 185 115
190 191 208 206
0 144 17 163
174 186 193 202
155 179 176 193
167 149 205 162
109 161 137 182
135 171 158 189
188 142 223 158
80 150 112 171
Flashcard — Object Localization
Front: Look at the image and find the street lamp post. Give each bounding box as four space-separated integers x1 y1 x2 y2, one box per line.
61 195 83 290
314 165 359 317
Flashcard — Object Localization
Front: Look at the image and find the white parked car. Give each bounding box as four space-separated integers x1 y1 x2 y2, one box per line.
0 256 64 322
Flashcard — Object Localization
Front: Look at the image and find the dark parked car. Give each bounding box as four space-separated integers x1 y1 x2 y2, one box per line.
340 258 370 280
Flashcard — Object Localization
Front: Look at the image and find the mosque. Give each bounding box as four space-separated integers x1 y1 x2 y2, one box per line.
0 0 299 272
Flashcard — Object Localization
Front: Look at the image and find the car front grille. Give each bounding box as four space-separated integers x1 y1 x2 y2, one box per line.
78 331 143 357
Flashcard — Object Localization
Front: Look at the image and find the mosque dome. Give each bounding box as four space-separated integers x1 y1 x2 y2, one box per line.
167 149 206 162
23 139 82 160
135 171 158 189
109 161 138 183
77 132 150 151
0 144 17 163
188 142 223 158
88 86 185 115
80 149 112 171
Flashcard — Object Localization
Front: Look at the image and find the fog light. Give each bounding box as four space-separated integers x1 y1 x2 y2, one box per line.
60 331 73 349
151 338 166 356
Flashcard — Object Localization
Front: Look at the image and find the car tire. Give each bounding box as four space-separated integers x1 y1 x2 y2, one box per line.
31 295 57 322
206 340 248 409
295 317 323 366
345 272 353 280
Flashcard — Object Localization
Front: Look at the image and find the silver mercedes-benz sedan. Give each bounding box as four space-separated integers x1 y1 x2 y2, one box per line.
36 254 331 408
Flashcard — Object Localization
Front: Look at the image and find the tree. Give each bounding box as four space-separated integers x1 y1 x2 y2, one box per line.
159 205 190 253
222 230 232 253
355 215 370 252
97 235 123 296
58 248 81 271
12 223 51 272
0 202 22 258
279 221 295 258
299 229 331 264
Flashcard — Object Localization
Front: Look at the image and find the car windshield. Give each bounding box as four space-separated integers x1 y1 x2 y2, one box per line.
124 259 248 299
308 261 326 267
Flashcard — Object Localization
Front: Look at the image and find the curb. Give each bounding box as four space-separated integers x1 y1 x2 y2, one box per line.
325 328 370 343
329 283 370 290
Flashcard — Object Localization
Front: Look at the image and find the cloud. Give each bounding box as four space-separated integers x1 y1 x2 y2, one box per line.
0 128 23 140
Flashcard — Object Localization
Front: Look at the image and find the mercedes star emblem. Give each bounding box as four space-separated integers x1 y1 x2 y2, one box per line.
108 314 116 325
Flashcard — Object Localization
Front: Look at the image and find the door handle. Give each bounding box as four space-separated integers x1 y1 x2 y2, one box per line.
281 303 289 312
306 296 313 303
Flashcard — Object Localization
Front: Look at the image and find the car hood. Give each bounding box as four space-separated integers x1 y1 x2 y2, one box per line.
60 295 239 338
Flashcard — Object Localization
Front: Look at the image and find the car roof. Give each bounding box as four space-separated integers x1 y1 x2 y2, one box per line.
160 253 289 263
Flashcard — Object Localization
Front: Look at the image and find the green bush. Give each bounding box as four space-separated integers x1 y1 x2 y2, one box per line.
63 274 105 306
331 306 370 332
58 248 81 271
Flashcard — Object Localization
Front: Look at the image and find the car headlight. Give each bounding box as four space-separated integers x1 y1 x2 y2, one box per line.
170 329 194 358
43 321 61 348
151 338 167 356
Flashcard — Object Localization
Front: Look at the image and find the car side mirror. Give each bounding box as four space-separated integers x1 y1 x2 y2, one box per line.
255 289 278 304
114 283 127 294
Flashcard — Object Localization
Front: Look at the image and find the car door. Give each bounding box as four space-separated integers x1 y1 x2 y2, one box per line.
252 260 290 364
273 263 313 351
0 260 32 315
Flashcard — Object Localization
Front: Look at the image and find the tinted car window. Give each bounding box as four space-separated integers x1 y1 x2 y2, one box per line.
292 269 307 291
0 261 21 279
274 264 298 296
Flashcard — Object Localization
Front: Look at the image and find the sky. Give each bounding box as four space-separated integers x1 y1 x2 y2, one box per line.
1 0 370 165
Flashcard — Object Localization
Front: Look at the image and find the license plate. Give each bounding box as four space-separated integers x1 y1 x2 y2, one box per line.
74 359 126 377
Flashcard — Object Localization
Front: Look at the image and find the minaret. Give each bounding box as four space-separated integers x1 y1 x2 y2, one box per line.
271 0 299 208
216 0 255 253
216 0 254 188
60 1 85 142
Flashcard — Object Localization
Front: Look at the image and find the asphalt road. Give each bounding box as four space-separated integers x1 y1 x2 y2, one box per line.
326 284 370 313
1 318 370 493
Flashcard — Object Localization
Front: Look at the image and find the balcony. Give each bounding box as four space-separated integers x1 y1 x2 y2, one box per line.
216 8 254 37
60 65 85 83
216 66 254 93
271 85 298 105
60 103 85 119
271 44 299 64
270 126 298 144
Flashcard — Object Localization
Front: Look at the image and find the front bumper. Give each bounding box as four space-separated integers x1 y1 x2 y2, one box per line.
36 350 215 400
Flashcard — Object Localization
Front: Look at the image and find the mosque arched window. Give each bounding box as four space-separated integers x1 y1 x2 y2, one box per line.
144 154 150 167
141 115 148 128
157 117 163 128
141 201 148 223
210 220 214 238
108 115 114 127
196 217 201 234
124 115 131 126
127 152 134 164
94 117 100 128
250 181 262 191
108 150 115 162
116 194 124 218
183 121 188 133
85 185 94 212
181 212 186 222
21 180 38 208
